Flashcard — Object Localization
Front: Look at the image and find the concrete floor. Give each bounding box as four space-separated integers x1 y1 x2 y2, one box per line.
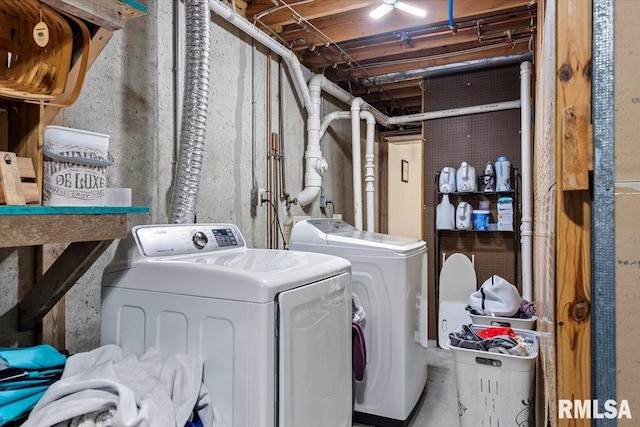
355 340 460 427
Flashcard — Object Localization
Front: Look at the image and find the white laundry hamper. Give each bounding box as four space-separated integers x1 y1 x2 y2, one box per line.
448 326 539 427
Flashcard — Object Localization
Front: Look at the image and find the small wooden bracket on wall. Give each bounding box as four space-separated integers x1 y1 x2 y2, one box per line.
0 152 39 205
562 104 592 191
0 152 26 205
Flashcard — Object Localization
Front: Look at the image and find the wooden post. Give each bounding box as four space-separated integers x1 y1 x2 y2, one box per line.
556 1 592 426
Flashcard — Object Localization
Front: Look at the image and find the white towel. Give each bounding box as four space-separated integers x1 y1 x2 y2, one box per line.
23 345 221 427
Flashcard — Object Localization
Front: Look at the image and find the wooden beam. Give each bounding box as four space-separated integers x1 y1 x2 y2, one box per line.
0 214 127 248
301 13 532 67
303 30 481 69
38 243 68 348
38 112 66 349
41 0 147 31
325 42 531 81
562 104 591 190
247 0 376 28
555 1 592 426
273 0 532 46
18 240 113 331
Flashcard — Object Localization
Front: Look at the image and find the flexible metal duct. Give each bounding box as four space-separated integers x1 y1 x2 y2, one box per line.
169 0 211 223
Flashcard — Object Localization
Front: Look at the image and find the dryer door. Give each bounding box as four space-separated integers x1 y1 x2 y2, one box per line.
277 272 352 427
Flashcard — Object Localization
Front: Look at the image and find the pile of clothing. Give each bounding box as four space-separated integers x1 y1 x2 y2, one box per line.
0 345 67 426
352 299 367 382
465 274 536 319
449 324 536 357
14 345 225 427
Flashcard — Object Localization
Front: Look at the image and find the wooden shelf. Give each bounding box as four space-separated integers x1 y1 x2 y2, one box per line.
0 205 150 331
0 206 149 248
0 0 148 342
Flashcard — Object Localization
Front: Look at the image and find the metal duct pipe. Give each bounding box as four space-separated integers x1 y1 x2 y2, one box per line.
359 52 533 88
169 0 211 223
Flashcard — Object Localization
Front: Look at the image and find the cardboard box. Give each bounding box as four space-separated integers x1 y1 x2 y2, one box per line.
497 196 514 214
497 221 513 232
498 213 513 223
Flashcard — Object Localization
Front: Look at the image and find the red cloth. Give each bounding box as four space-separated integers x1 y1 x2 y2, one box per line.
352 322 367 381
477 326 516 339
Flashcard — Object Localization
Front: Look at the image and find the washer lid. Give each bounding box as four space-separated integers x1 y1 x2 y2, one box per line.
106 247 351 302
293 219 426 254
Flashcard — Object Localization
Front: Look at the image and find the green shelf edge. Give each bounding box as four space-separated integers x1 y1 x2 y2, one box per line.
0 206 150 216
122 0 147 14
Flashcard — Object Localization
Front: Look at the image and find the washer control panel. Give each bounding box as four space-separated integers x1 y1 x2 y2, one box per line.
307 219 357 234
133 223 245 257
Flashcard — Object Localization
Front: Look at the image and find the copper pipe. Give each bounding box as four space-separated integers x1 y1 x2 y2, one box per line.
278 58 290 201
266 51 273 248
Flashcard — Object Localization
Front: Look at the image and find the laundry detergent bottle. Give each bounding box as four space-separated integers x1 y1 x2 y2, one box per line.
456 201 473 230
439 166 457 193
436 194 455 230
456 161 477 193
495 156 511 191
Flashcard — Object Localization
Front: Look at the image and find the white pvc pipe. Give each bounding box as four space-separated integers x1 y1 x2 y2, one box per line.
208 0 315 115
209 0 327 207
320 111 351 138
386 100 522 125
320 109 376 231
297 82 324 206
351 98 364 230
520 61 533 301
208 0 524 210
361 110 376 232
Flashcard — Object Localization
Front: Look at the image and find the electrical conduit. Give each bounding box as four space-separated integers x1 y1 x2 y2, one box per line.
169 0 210 224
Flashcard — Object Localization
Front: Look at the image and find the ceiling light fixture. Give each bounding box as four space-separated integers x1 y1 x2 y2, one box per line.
370 0 427 19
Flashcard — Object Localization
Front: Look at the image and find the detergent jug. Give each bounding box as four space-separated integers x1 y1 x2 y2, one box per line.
439 166 457 193
495 156 511 191
456 162 477 193
456 201 473 230
436 194 455 230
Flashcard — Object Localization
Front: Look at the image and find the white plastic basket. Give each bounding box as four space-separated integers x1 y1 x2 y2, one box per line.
469 314 537 330
43 126 112 206
448 326 539 427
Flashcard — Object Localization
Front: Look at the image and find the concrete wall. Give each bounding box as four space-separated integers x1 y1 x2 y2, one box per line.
0 2 356 352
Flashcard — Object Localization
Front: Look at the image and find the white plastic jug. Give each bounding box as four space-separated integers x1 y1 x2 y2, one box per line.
495 156 511 191
456 201 473 230
436 194 455 230
456 161 477 193
439 166 457 193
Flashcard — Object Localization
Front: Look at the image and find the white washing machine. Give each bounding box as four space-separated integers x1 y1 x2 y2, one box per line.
289 219 428 426
100 223 352 427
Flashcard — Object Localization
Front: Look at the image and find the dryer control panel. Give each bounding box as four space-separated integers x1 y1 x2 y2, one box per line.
133 223 245 257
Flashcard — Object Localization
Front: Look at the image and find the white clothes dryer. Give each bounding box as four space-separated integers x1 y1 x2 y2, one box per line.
289 219 428 426
100 223 352 427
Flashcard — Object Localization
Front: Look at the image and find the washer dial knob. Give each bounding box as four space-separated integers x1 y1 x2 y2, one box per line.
192 231 208 249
